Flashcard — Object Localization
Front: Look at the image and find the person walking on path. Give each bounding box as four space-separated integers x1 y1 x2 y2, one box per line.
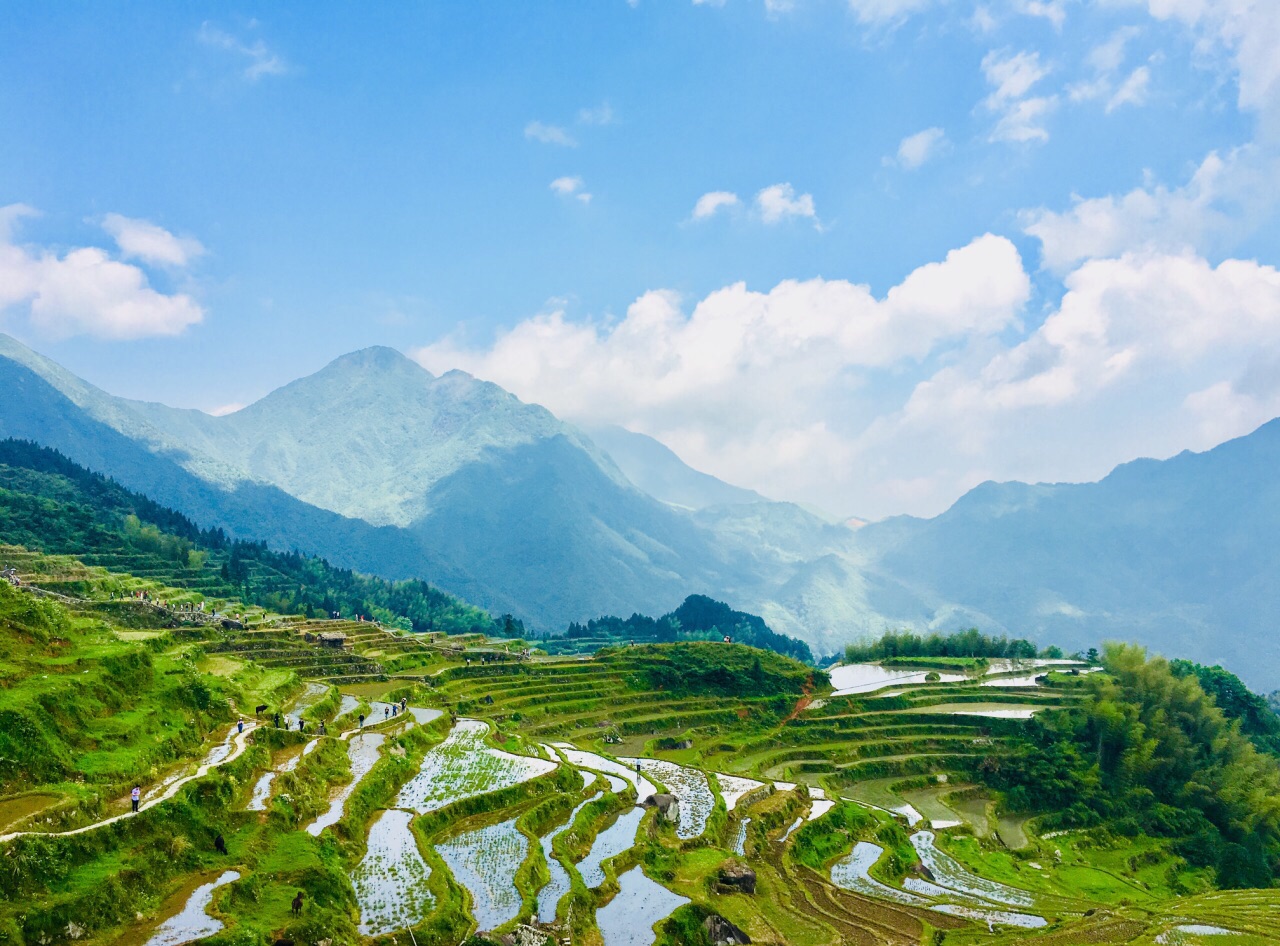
131 786 141 813
319 721 327 736
358 712 365 728
237 718 244 735
274 712 281 729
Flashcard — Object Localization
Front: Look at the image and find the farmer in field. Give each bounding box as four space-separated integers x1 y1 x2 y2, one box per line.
358 712 365 727
131 785 141 813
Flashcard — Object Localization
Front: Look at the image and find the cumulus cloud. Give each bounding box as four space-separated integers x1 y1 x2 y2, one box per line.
1019 147 1272 273
1106 65 1151 112
525 121 577 146
0 204 204 340
876 250 1280 511
413 234 1028 513
981 50 1056 143
197 22 288 81
550 176 592 203
755 183 817 224
894 127 948 168
100 214 205 267
691 191 740 220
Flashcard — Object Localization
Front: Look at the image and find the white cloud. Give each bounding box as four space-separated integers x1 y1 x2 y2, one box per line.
880 250 1280 511
981 50 1056 143
208 402 246 417
577 103 616 125
100 214 205 268
691 191 741 220
525 121 577 146
197 22 288 81
1136 0 1280 112
550 176 593 203
1013 0 1068 30
1106 65 1151 112
0 204 204 340
895 127 948 168
845 0 933 24
1020 148 1269 273
412 234 1028 513
755 183 817 224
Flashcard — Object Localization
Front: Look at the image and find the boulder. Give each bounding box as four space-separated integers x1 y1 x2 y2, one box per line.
702 914 751 945
642 793 680 824
716 862 757 895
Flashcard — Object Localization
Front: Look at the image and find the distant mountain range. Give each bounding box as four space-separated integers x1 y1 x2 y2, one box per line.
3 333 1278 687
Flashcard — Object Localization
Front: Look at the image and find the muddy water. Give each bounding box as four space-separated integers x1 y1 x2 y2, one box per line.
354 809 434 936
144 870 240 946
0 793 60 831
578 807 645 889
437 818 527 931
777 816 803 843
596 868 690 946
538 793 599 923
307 732 385 836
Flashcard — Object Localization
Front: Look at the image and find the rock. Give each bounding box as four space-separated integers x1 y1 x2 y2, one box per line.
65 923 85 940
641 793 680 823
702 914 751 945
513 926 551 946
716 862 757 895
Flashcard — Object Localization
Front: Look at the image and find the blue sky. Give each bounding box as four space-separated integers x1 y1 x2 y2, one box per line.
2 1 1279 517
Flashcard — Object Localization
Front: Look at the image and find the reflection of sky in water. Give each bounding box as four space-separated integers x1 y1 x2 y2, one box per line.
596 868 689 946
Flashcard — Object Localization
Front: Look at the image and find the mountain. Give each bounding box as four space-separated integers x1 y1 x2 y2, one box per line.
849 419 1280 688
6 333 1279 687
583 424 765 510
0 335 860 640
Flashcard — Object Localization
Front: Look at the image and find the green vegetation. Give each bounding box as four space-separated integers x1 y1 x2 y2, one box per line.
989 644 1280 887
0 438 494 633
548 593 816 664
2 527 1279 946
842 628 1048 663
1171 658 1280 755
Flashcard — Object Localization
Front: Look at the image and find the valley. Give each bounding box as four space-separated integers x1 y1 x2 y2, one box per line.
2 542 1278 946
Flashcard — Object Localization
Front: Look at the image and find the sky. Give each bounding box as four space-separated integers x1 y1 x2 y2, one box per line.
2 1 1279 519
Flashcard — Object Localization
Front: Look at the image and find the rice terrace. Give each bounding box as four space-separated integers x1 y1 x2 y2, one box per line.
2 484 1279 946
5 3 1280 946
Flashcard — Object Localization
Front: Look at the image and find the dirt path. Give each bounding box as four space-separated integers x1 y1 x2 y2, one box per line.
0 721 259 844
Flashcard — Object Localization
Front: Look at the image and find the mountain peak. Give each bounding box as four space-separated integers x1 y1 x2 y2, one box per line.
323 345 428 376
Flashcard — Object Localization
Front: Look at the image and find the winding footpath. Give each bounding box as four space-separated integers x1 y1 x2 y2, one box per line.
0 721 259 844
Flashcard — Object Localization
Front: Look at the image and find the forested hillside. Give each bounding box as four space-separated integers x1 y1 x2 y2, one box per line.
0 439 496 633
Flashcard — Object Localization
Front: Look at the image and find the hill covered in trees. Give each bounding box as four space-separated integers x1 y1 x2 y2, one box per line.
546 593 815 664
0 439 496 634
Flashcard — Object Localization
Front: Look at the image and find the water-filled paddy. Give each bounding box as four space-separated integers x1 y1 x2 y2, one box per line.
715 773 765 811
0 793 60 831
596 868 690 946
307 732 385 835
732 817 750 855
829 663 966 695
437 817 526 931
397 719 556 813
910 831 1037 907
144 871 240 946
353 809 434 936
830 842 929 906
622 758 713 839
538 793 598 922
551 745 657 798
578 807 644 888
